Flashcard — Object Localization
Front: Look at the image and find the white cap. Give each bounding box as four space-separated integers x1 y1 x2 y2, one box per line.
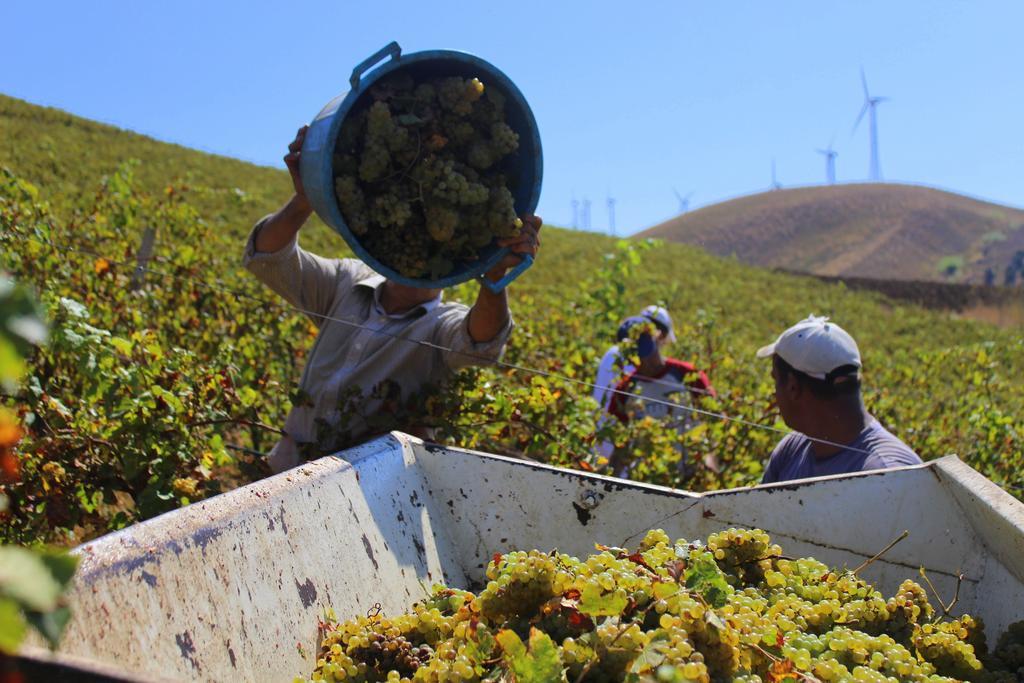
756 315 861 380
640 305 676 343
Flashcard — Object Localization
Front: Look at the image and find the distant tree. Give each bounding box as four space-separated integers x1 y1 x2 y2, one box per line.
1006 250 1024 287
984 268 996 286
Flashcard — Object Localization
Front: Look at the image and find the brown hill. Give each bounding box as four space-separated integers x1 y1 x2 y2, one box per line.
639 184 1024 285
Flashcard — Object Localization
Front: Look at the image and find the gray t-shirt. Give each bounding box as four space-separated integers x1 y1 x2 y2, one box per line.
761 417 922 484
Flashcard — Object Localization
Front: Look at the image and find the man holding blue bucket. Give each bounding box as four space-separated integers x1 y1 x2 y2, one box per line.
244 127 541 473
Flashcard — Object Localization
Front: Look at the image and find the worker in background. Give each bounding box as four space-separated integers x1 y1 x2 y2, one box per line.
593 305 677 411
606 317 715 478
758 315 922 484
592 307 677 459
244 126 542 473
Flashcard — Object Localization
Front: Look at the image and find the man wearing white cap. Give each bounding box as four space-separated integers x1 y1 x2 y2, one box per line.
757 315 921 484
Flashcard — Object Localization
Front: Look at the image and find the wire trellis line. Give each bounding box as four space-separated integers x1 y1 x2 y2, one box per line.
6 231 874 456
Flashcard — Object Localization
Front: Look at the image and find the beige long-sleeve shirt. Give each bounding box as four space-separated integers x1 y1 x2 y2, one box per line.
243 218 512 472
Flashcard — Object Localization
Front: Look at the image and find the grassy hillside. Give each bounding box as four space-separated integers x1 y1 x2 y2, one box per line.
640 183 1024 285
1 93 1022 545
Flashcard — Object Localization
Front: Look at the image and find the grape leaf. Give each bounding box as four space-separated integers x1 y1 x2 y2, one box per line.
497 628 564 682
496 629 526 661
653 581 679 600
0 597 26 654
0 546 63 612
578 582 628 617
684 551 730 608
462 624 496 664
36 550 78 587
25 605 72 649
768 659 799 681
628 632 669 674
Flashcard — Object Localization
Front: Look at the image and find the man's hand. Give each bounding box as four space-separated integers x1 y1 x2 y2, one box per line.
284 126 310 211
484 215 542 282
253 126 314 254
469 215 541 343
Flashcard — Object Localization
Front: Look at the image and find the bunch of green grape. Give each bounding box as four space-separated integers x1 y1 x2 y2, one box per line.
300 529 1023 683
331 72 525 280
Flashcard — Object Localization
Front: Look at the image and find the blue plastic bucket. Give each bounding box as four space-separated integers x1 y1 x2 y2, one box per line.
300 42 543 291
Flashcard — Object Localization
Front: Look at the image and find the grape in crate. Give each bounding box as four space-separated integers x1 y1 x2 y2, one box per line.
332 73 526 280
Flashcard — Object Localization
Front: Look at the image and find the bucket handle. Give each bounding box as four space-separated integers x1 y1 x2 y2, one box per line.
350 42 403 89
481 252 534 293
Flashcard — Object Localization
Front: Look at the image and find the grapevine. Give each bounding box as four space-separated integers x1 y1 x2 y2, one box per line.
2 93 1024 552
332 73 524 279
301 528 1024 682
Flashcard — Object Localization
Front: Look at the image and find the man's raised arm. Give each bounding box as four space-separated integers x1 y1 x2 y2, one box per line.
254 126 313 253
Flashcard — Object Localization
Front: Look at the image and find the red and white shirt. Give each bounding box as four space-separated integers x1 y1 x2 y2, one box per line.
607 359 714 426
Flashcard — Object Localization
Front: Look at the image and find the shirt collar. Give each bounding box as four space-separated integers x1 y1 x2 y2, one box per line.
354 274 442 317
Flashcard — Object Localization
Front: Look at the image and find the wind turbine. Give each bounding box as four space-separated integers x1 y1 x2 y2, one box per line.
816 142 838 184
606 194 617 236
853 69 889 181
770 159 781 190
673 188 694 214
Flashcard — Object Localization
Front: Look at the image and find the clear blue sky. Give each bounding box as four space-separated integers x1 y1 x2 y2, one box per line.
2 1 1022 234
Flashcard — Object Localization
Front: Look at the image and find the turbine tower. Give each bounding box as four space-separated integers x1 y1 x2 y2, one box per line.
606 195 617 236
570 196 579 229
770 159 782 190
816 143 838 185
581 197 592 231
672 188 693 214
853 69 889 181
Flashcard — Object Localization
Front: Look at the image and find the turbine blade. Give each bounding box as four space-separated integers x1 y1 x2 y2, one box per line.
672 187 683 202
861 67 870 99
852 103 869 133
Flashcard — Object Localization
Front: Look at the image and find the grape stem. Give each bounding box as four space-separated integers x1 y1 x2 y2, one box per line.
851 529 909 576
572 601 659 683
918 566 964 617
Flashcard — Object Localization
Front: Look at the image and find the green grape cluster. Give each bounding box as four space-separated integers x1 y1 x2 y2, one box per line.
300 529 1023 683
913 620 985 679
331 71 525 280
990 620 1024 676
438 77 485 115
334 175 369 235
477 550 570 625
707 528 780 587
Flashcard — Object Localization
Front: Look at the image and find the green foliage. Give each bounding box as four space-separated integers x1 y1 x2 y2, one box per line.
0 93 1022 552
0 272 78 654
0 274 46 390
0 546 77 651
579 582 629 618
0 164 287 544
682 552 731 609
496 628 564 683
